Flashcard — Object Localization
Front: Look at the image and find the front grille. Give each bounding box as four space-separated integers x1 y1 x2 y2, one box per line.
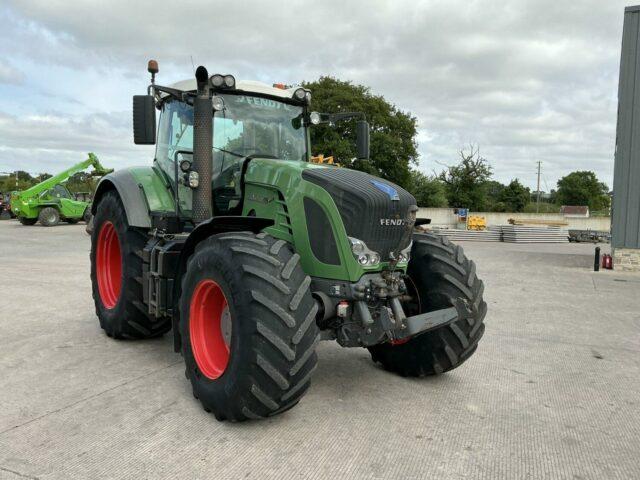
302 168 417 260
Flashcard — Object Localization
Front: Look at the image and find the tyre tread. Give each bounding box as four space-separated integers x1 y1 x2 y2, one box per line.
368 232 486 376
90 190 171 340
181 231 319 421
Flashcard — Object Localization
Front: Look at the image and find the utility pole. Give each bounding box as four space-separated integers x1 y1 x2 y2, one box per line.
536 161 542 213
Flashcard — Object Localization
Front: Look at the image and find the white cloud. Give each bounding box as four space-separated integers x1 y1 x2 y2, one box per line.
0 58 25 85
0 0 630 189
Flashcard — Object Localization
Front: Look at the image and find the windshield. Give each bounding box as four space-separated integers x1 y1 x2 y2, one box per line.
161 93 307 162
214 94 306 161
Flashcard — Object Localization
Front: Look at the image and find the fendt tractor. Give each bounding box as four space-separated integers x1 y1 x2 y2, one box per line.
89 61 486 421
12 153 111 226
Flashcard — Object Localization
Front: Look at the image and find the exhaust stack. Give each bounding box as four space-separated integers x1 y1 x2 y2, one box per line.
192 66 213 224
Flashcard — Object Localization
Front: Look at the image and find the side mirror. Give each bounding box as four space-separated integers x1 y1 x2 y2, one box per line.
356 120 370 160
133 95 156 145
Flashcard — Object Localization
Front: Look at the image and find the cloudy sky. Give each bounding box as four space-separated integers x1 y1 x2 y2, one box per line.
0 0 632 190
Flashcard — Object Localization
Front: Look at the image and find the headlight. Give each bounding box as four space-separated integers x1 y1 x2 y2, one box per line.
212 96 225 111
396 242 412 264
210 74 235 89
210 74 224 87
223 74 235 88
309 111 321 125
349 237 365 255
349 237 380 267
293 88 307 101
179 159 192 172
188 171 199 188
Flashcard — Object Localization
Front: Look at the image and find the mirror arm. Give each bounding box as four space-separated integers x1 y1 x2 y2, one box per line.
328 112 366 123
308 111 367 126
147 84 195 107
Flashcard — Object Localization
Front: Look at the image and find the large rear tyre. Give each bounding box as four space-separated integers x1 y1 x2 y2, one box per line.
180 232 319 421
18 216 38 226
38 207 60 227
368 233 486 376
90 190 171 339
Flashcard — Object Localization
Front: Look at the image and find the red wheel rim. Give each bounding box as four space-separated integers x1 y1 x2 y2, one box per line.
96 221 122 309
189 279 231 379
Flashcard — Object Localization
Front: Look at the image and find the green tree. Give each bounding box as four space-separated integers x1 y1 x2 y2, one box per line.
483 180 506 211
408 171 448 207
499 179 530 212
66 171 99 194
0 171 37 192
303 77 418 189
523 202 558 213
556 171 610 210
438 145 493 211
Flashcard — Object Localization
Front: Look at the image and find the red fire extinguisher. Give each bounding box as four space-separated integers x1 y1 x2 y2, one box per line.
602 254 613 270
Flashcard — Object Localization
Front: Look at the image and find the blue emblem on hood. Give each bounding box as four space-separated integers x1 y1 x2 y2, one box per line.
371 180 400 201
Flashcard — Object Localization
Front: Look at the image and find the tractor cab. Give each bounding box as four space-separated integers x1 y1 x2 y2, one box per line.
155 83 309 216
40 184 73 201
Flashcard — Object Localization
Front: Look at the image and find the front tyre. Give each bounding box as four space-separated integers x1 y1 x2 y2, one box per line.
38 207 60 227
90 190 171 339
368 233 486 376
18 216 37 226
180 232 319 421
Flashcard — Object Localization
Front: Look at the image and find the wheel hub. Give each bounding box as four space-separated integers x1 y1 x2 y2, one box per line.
221 306 232 346
189 279 231 380
95 221 122 309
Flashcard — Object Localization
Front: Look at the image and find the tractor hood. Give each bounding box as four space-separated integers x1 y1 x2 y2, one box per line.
300 166 418 261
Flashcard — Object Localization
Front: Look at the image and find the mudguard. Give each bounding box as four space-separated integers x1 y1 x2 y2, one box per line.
180 216 275 263
92 167 175 229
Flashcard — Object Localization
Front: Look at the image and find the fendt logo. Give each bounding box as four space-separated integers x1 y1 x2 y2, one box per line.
370 180 400 201
379 218 409 226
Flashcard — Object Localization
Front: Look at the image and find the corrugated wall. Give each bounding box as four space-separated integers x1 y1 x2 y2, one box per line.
613 6 640 249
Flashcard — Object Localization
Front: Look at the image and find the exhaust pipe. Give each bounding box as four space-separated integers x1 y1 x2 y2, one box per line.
192 66 213 224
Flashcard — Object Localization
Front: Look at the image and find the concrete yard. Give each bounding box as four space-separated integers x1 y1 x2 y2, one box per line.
0 220 639 480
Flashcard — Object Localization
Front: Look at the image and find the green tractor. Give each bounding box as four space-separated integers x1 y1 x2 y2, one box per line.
12 153 111 226
89 61 486 421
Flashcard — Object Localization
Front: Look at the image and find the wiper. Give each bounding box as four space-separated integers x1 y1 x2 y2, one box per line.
214 147 245 158
214 147 276 159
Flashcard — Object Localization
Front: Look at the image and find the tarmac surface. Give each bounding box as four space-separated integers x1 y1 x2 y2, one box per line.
0 220 639 479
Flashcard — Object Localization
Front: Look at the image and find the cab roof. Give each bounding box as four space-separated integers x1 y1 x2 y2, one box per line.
167 79 303 100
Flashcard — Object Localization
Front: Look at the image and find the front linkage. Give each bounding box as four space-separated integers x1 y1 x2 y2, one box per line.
312 270 462 348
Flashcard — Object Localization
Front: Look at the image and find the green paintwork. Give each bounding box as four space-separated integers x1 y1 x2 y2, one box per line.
12 153 112 223
126 155 401 281
130 165 177 213
242 158 404 281
119 93 403 282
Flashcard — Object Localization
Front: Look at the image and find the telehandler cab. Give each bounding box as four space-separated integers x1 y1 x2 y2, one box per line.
90 60 486 421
